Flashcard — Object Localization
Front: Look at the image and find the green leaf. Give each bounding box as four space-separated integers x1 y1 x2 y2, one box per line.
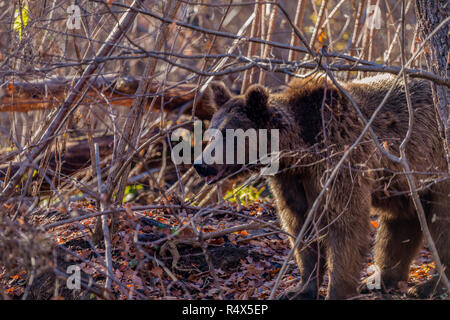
225 185 267 205
13 6 29 39
123 184 144 202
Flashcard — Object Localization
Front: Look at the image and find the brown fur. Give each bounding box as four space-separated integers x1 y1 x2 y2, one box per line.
195 74 449 299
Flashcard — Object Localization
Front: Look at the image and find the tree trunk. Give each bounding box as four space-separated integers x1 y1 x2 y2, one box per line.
415 0 449 170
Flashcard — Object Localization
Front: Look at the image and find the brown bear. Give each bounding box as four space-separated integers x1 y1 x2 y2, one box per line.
194 74 449 299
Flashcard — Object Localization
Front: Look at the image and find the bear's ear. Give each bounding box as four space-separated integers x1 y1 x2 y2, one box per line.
244 84 270 120
208 81 233 107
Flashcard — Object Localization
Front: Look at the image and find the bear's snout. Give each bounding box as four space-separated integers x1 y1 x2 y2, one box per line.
194 163 218 178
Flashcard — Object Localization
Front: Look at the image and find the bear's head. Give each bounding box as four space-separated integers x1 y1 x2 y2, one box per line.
194 82 277 184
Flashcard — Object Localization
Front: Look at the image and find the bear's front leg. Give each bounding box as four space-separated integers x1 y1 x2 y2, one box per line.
325 210 371 299
278 242 326 300
270 176 327 299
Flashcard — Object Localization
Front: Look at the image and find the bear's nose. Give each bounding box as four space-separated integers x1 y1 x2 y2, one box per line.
194 163 218 177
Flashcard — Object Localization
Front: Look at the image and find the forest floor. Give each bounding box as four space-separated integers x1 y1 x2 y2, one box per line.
0 198 441 300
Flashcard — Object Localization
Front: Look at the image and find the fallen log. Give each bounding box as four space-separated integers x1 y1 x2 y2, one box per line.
0 76 215 193
0 135 113 184
0 124 195 190
0 75 216 120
